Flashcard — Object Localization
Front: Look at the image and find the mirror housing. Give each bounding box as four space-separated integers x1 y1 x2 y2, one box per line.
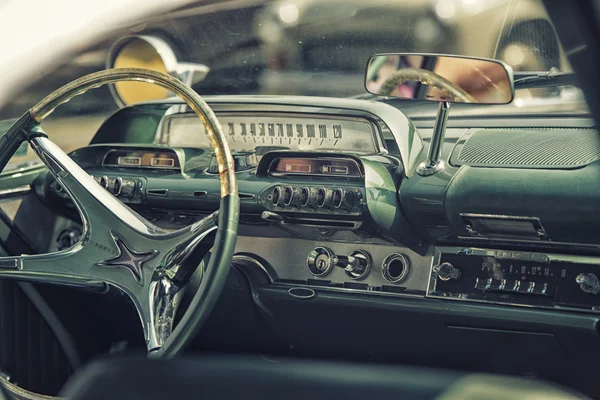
365 53 514 104
106 35 209 107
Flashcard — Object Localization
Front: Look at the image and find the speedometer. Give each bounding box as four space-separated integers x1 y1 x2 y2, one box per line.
162 112 379 154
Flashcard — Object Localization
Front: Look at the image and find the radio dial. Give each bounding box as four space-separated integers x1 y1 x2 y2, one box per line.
434 262 461 281
576 273 600 295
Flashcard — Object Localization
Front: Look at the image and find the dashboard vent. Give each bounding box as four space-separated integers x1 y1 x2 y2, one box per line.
451 128 600 169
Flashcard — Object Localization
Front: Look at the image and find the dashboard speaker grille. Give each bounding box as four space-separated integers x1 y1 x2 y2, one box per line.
452 128 600 168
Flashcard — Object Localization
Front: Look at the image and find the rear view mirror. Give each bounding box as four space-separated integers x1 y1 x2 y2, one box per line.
365 53 514 104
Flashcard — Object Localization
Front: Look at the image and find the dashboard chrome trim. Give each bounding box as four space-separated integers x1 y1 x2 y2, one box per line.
150 96 423 175
274 282 426 300
232 254 276 283
0 184 32 199
456 236 600 250
160 111 382 154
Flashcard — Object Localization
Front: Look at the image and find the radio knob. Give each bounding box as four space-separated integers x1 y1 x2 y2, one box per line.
576 273 600 294
434 262 461 281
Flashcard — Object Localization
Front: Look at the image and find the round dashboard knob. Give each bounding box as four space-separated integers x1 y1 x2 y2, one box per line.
119 178 137 198
300 187 310 207
576 273 600 294
283 186 294 206
272 186 284 206
434 262 461 281
317 188 334 210
335 189 355 211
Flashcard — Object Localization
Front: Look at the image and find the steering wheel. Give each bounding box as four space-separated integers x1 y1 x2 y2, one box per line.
0 68 239 358
379 67 477 103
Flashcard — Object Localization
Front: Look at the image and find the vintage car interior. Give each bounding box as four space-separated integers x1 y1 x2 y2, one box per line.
0 0 598 399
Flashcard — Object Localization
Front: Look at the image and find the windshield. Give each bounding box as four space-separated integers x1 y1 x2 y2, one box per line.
0 0 586 172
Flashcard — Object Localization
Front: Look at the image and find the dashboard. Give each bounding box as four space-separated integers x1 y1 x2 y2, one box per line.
43 96 600 319
28 95 600 394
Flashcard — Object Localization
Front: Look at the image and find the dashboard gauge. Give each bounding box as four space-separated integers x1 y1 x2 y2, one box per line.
117 156 141 166
163 113 380 154
269 156 362 178
151 157 175 167
103 149 180 170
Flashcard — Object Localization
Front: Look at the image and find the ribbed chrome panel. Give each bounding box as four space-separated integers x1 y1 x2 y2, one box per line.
453 128 600 168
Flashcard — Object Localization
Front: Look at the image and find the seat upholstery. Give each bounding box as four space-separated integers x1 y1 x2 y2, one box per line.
60 356 587 400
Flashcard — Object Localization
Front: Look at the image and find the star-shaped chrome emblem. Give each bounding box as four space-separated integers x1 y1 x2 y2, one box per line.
96 232 158 285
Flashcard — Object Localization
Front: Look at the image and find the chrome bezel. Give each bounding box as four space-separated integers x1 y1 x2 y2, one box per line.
382 253 410 284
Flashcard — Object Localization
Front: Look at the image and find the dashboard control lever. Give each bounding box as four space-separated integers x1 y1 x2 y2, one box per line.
336 250 371 280
261 211 287 225
261 211 308 239
576 273 600 294
434 262 461 281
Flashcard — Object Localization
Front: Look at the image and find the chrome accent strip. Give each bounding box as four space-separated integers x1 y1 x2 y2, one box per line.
238 192 256 200
232 254 276 283
153 97 424 175
456 236 600 249
436 246 600 265
0 185 31 198
0 259 22 270
459 213 548 239
276 283 425 300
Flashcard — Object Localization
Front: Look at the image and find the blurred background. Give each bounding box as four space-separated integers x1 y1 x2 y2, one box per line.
0 0 573 166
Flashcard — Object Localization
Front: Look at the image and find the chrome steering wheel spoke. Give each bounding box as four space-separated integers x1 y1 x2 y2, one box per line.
0 68 239 357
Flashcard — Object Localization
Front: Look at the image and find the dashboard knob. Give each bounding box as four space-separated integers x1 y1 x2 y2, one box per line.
299 187 310 208
118 178 137 198
283 186 295 206
304 187 320 209
317 188 334 210
284 186 304 208
99 175 110 189
336 250 371 280
339 190 355 211
272 186 284 206
434 262 461 281
576 273 600 294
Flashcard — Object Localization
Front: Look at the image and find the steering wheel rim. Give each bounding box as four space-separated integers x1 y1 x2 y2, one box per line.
379 67 477 103
0 68 239 358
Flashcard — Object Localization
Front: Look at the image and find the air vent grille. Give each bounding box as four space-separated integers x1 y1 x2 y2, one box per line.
454 128 600 168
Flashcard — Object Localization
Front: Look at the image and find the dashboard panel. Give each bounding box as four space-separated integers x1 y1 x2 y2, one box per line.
30 94 600 398
56 96 600 319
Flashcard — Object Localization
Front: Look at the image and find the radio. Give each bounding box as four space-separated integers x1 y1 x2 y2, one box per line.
428 247 600 313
